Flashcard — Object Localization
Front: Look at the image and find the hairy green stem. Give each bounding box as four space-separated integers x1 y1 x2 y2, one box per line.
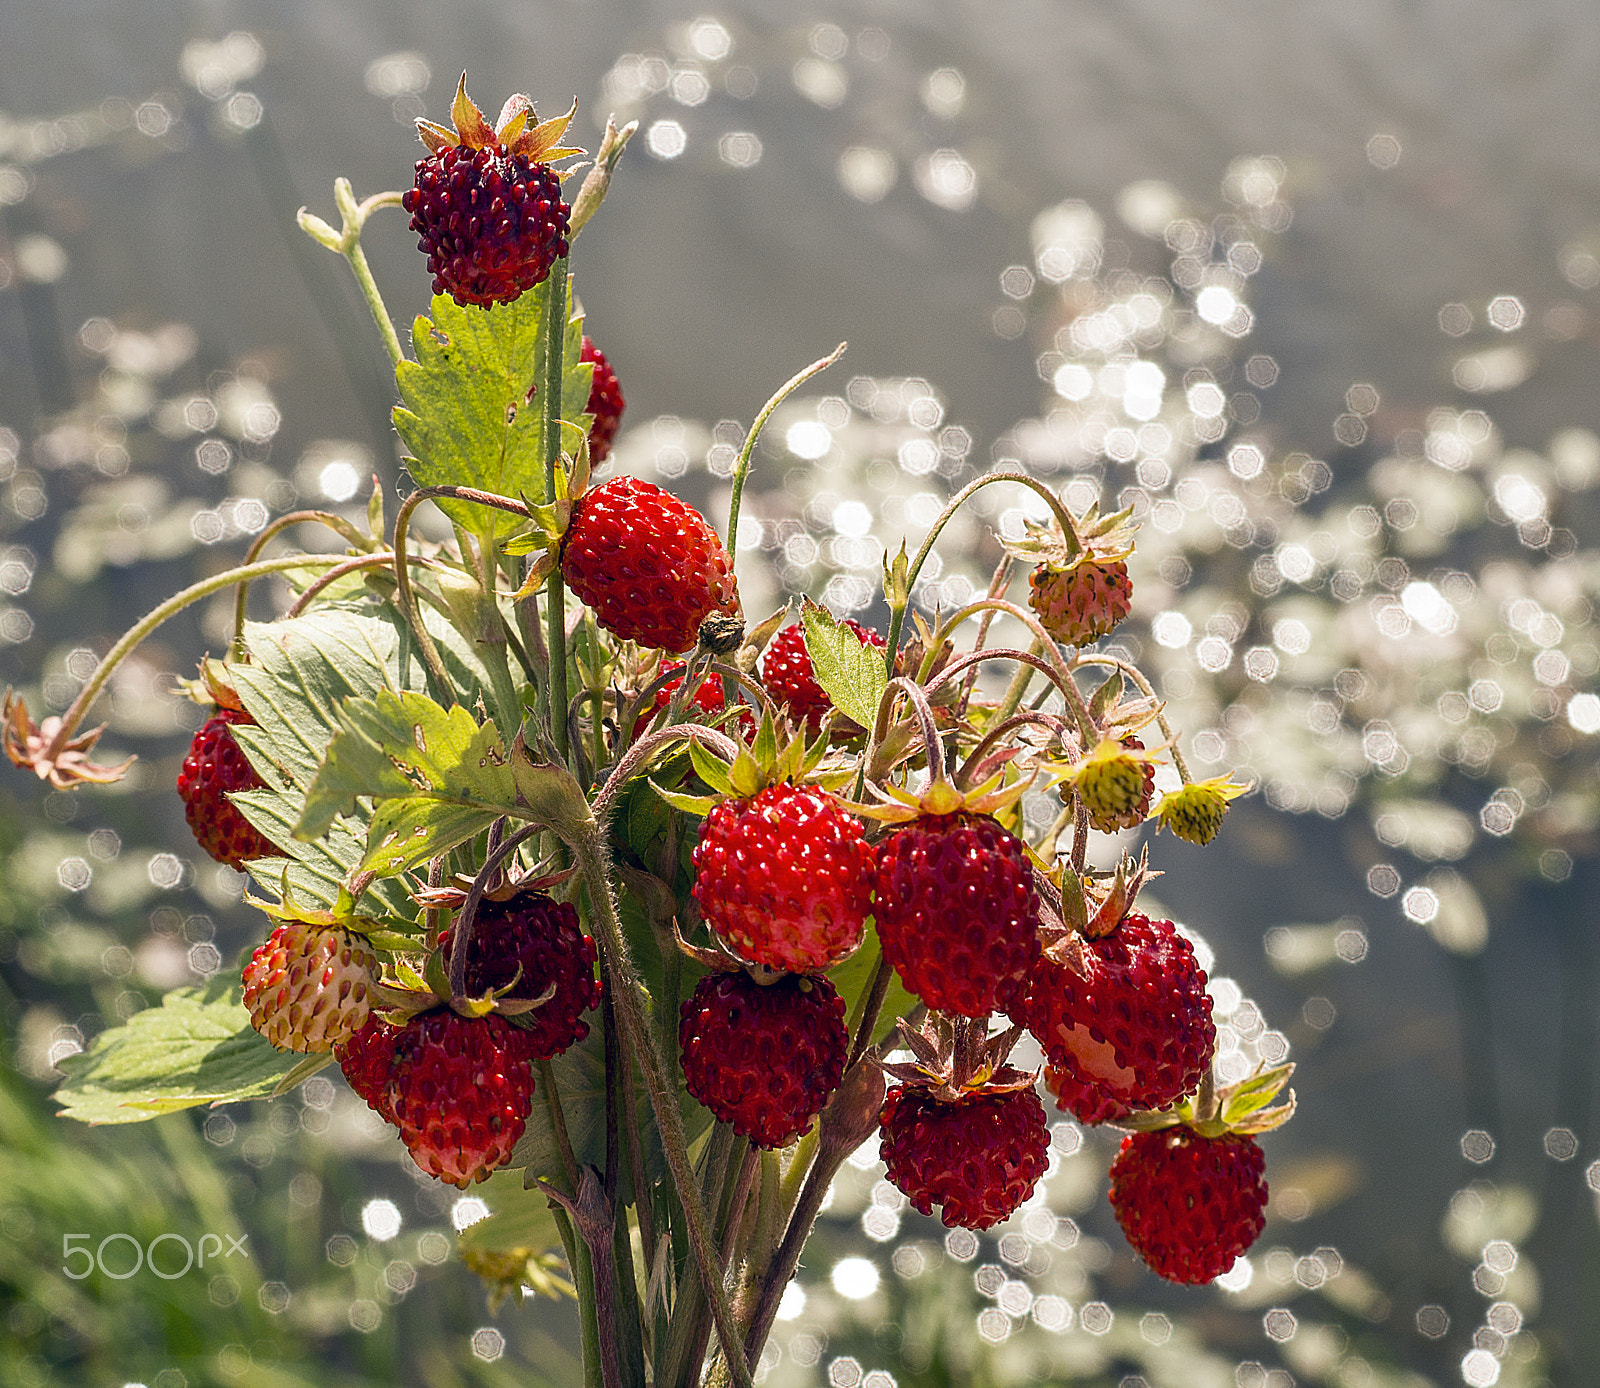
884 470 1085 662
726 343 847 559
232 508 374 649
544 263 572 764
570 823 753 1388
44 552 350 758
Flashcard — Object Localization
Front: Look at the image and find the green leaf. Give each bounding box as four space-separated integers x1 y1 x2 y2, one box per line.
55 978 305 1124
392 283 592 542
297 689 522 876
801 601 888 731
229 603 492 913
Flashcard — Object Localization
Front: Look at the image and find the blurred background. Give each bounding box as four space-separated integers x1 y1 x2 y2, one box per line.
2 2 1599 1385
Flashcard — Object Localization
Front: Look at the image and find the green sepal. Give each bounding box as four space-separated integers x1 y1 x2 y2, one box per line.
271 1052 335 1098
648 779 721 817
1088 669 1124 723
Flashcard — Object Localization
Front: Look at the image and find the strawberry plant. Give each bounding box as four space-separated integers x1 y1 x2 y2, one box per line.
6 75 1294 1387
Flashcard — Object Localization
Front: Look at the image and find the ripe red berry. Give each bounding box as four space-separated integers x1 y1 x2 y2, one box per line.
335 1015 400 1124
242 922 376 1053
388 1010 539 1187
760 620 885 735
873 811 1040 1018
581 337 625 464
879 1083 1049 1230
561 477 741 653
436 890 601 1060
1013 913 1215 1115
1109 1128 1268 1284
691 783 875 972
177 708 278 869
679 971 848 1148
1029 556 1132 647
403 143 570 308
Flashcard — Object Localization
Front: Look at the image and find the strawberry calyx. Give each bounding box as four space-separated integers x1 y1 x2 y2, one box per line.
1042 845 1159 943
416 73 584 166
1116 1061 1297 1139
877 1015 1036 1106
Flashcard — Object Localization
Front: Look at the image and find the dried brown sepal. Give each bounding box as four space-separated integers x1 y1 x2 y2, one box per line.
878 1014 1036 1103
2 691 134 787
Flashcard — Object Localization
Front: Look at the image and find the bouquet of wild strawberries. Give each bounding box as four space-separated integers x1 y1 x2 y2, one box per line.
9 77 1292 1387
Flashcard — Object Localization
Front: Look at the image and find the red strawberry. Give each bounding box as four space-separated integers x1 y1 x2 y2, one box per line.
1109 1128 1268 1284
177 708 278 869
242 922 376 1053
436 890 601 1060
401 81 577 308
581 337 625 463
879 1083 1049 1230
1043 1063 1133 1126
679 971 848 1148
872 811 1040 1018
760 620 885 734
388 1010 539 1187
1029 556 1132 647
561 477 740 653
691 783 875 972
335 1015 400 1124
1014 913 1215 1115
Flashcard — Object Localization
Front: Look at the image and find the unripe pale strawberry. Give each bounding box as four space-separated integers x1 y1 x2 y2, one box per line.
1029 556 1131 647
242 922 376 1053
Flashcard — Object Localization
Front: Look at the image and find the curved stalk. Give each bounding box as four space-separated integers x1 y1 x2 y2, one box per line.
232 509 375 649
1072 651 1194 783
284 551 441 618
543 262 572 764
884 471 1086 662
726 343 847 560
43 553 351 759
446 820 542 1003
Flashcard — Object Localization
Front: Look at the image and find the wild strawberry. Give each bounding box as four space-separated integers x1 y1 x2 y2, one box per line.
679 971 848 1148
1006 500 1137 647
242 922 376 1053
879 1083 1049 1230
760 620 885 734
1109 1128 1268 1283
691 783 875 972
177 708 277 869
402 79 579 308
873 811 1040 1018
437 890 601 1060
1029 557 1132 646
1013 913 1214 1114
1043 1063 1133 1126
336 1015 400 1124
561 477 740 653
1072 737 1156 834
389 1010 539 1187
581 337 625 463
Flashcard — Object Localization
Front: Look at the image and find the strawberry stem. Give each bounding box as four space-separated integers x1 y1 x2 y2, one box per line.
883 471 1086 664
232 508 375 652
1073 652 1194 783
543 263 573 765
725 342 847 561
568 821 755 1388
43 552 353 762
